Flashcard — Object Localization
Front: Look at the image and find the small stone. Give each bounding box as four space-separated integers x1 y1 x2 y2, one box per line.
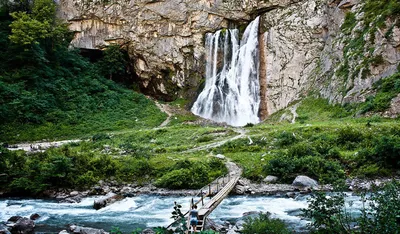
292 175 318 188
286 192 296 198
215 154 225 159
70 191 79 196
263 175 278 184
29 214 40 221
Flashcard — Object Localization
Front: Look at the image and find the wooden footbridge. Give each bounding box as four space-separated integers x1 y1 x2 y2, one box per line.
168 161 242 233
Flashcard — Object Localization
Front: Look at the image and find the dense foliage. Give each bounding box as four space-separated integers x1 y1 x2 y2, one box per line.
242 213 291 234
0 0 165 142
0 141 226 195
303 181 400 233
212 98 400 183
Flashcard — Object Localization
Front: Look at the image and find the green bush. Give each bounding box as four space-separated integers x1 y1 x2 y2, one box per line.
337 126 363 145
287 142 319 157
369 135 400 169
276 131 297 146
354 164 391 178
303 181 400 234
116 157 153 181
242 213 291 234
154 159 226 189
264 155 345 184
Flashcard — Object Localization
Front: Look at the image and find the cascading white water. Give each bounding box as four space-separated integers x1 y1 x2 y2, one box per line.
191 17 261 127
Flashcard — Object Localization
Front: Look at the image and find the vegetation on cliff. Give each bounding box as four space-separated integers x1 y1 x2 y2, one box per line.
0 0 165 143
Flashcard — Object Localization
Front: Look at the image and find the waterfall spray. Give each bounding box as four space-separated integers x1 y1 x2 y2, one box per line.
191 17 260 127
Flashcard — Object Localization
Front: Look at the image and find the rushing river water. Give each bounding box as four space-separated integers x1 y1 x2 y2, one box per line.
0 194 365 233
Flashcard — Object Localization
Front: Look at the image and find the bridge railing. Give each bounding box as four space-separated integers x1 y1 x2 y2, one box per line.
167 173 231 229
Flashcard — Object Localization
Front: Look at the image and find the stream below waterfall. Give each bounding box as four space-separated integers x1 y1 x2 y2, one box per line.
0 194 366 233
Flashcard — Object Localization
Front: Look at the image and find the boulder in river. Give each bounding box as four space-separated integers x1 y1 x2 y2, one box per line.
7 217 22 223
10 218 34 234
292 175 318 188
204 218 225 232
29 214 40 221
93 194 124 210
0 223 11 234
140 229 155 234
70 225 108 234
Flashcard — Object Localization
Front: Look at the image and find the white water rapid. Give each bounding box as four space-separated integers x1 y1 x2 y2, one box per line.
0 194 367 233
191 17 261 127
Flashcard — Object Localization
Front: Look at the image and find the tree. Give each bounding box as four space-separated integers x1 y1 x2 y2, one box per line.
9 0 68 46
97 45 128 80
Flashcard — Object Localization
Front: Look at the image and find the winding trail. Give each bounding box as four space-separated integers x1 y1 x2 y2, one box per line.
154 101 173 128
183 128 247 153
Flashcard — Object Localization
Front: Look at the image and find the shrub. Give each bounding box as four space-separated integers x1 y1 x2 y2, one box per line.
354 164 391 178
155 162 210 189
264 155 345 184
303 181 400 234
242 213 291 234
276 131 297 146
263 156 296 183
372 135 400 168
287 142 318 157
337 126 363 145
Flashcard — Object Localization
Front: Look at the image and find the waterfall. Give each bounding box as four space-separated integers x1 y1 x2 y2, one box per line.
191 17 261 127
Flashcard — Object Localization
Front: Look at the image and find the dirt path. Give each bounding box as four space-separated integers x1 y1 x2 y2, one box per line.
154 101 173 128
7 139 82 152
183 128 248 153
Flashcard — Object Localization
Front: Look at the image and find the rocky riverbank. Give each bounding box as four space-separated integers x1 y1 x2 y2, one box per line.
2 175 394 205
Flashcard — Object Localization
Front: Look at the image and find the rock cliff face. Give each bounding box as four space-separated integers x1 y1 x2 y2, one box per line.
59 0 400 115
259 0 400 115
58 0 299 101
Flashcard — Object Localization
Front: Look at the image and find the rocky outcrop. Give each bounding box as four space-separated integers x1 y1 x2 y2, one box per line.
70 225 108 234
259 0 327 114
57 0 303 101
259 0 400 115
10 218 35 234
58 0 400 116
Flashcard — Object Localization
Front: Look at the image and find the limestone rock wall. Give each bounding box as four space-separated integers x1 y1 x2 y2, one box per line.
58 0 300 101
259 0 400 115
317 0 400 104
259 0 327 115
59 0 400 114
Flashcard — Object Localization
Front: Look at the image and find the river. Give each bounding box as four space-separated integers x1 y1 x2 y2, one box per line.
0 194 364 233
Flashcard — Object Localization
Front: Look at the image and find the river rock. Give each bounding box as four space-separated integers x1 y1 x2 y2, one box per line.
243 211 261 217
286 192 297 198
70 225 108 234
60 195 83 203
70 191 79 196
120 186 136 197
263 175 278 184
59 230 69 234
93 194 124 210
292 175 318 188
0 224 11 234
10 218 34 234
204 218 225 232
7 217 22 223
140 229 155 234
29 214 40 221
